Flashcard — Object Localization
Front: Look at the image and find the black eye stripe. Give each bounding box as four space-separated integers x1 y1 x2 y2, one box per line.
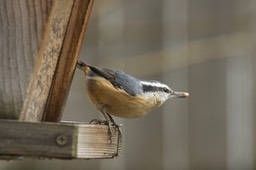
142 85 157 92
142 85 171 93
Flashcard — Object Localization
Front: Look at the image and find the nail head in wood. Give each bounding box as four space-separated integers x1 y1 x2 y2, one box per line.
56 134 68 146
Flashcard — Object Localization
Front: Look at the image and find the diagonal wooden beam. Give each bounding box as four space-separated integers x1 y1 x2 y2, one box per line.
43 0 94 122
20 0 94 122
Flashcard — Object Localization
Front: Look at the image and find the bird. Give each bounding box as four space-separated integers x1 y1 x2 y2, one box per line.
77 60 189 134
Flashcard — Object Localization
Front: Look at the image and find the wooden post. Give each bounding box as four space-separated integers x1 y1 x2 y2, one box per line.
0 0 52 119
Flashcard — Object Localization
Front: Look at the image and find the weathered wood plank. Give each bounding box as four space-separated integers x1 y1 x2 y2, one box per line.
0 120 121 160
20 0 75 121
43 0 95 122
0 0 52 119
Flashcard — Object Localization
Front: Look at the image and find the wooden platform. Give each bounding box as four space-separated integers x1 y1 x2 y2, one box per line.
0 120 121 160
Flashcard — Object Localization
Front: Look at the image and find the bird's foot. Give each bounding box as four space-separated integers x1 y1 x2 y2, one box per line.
90 119 118 136
89 118 121 141
89 117 122 155
90 119 108 125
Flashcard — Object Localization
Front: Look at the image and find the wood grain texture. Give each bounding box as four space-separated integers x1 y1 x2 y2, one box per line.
0 120 121 160
43 0 94 122
20 0 75 121
0 0 52 119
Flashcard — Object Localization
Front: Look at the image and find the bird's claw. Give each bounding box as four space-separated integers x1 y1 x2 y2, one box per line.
89 118 122 156
89 118 120 139
90 119 108 125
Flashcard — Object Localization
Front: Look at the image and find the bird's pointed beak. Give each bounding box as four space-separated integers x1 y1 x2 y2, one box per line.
169 91 189 98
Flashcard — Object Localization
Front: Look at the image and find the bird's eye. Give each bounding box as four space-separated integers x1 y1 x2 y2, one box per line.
163 88 170 93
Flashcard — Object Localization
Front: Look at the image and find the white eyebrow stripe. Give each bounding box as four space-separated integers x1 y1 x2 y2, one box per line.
140 81 169 89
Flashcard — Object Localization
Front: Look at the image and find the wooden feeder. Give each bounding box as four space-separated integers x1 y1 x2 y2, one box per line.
0 0 121 160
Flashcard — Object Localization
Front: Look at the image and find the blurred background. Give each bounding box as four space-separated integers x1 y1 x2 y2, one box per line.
1 0 256 169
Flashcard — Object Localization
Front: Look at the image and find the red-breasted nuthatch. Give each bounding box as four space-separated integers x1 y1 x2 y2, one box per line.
77 60 189 133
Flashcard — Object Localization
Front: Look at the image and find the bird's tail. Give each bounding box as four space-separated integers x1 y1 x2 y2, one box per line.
77 60 90 74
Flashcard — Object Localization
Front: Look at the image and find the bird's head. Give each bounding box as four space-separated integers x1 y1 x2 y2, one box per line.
140 80 189 106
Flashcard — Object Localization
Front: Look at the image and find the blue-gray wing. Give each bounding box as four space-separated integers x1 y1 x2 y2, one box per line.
114 70 143 96
86 65 142 96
